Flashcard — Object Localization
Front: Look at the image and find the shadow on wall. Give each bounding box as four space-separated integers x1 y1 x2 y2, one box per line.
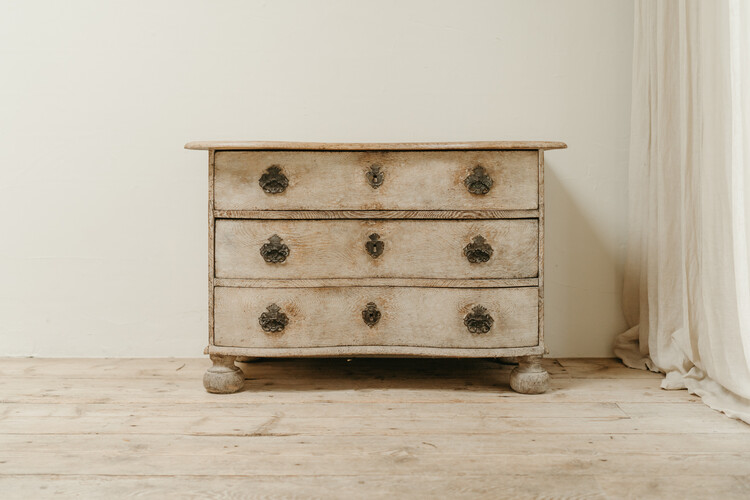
544 159 627 358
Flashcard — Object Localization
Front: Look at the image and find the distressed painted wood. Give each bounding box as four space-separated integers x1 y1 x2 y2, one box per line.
207 344 545 358
213 286 538 349
510 355 550 394
213 277 539 288
202 354 243 394
213 150 539 211
538 150 545 349
189 141 564 394
215 219 538 280
208 150 215 345
185 140 568 151
214 209 539 219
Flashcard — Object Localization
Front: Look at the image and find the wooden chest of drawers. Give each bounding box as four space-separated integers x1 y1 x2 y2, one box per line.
186 141 566 394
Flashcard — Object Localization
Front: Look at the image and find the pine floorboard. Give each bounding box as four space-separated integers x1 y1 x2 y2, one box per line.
0 357 748 499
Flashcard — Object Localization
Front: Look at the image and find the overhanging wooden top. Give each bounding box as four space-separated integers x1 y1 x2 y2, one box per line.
184 141 567 151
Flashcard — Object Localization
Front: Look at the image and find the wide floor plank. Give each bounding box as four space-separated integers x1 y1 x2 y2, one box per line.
0 357 746 499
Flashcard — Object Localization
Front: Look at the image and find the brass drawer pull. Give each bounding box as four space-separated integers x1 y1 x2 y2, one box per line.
260 235 289 263
464 165 493 195
463 235 493 263
259 165 289 194
365 233 384 258
259 304 288 333
464 305 494 333
362 302 381 327
366 164 384 189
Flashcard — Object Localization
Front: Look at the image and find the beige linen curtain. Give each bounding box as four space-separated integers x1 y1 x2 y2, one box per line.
615 0 750 423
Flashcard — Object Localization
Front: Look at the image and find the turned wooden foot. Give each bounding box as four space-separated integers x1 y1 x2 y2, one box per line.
509 355 549 394
203 354 244 394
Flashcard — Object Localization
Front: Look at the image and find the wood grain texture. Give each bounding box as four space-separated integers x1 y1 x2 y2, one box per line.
191 144 559 387
538 150 545 349
213 209 539 219
202 354 243 394
186 140 568 151
214 150 539 211
509 355 549 394
1 358 748 500
213 286 538 349
215 219 538 280
207 344 545 358
0 357 634 379
208 150 215 345
6 475 746 500
213 278 539 288
0 359 706 404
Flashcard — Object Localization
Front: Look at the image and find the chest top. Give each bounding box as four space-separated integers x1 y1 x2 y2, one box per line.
185 140 567 151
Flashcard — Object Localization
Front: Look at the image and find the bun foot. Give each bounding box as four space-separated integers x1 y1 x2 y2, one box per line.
203 354 244 394
509 355 549 394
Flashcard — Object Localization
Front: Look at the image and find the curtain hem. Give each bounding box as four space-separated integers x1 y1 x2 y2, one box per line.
615 325 750 425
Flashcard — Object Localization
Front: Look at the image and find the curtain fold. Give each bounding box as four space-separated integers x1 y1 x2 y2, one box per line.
615 0 750 423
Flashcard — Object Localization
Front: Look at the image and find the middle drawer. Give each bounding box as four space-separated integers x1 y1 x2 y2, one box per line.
215 219 539 279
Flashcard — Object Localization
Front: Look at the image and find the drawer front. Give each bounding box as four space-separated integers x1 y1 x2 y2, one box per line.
214 286 539 349
215 219 539 279
214 150 538 211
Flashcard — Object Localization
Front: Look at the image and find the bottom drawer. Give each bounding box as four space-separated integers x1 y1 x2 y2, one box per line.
214 286 538 349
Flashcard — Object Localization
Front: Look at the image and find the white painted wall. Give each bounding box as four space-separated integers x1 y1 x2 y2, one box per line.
0 0 633 357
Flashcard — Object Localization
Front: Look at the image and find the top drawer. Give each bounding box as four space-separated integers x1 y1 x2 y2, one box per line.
214 150 539 211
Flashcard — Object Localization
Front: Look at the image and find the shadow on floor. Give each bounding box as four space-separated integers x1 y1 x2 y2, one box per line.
234 357 532 393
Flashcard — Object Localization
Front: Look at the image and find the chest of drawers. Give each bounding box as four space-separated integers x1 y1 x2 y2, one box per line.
186 141 566 394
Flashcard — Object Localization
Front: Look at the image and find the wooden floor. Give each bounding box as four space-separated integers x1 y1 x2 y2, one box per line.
1 357 749 499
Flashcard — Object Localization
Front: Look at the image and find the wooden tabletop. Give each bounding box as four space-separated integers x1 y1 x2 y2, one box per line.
184 141 567 151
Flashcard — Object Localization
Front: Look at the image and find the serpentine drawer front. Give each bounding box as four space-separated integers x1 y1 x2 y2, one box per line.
214 286 539 349
187 140 566 395
213 150 539 211
214 219 539 279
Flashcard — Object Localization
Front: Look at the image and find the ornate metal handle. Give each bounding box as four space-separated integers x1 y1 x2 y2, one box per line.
362 302 381 327
463 235 493 263
259 165 289 194
260 235 289 263
464 305 494 333
366 164 384 189
365 233 384 258
259 304 288 333
464 165 493 195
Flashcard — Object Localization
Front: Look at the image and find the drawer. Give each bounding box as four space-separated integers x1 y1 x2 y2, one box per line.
215 219 539 279
214 286 539 349
214 150 538 211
